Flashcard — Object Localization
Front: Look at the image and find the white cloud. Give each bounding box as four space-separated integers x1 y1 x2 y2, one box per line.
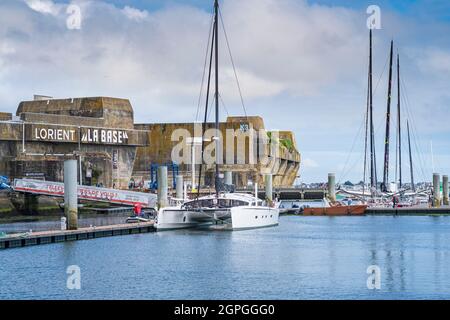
1 43 16 55
3 0 368 105
122 6 148 22
219 0 367 96
25 0 60 16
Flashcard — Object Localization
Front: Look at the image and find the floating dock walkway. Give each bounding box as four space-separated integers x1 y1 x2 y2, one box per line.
0 221 155 250
366 207 450 215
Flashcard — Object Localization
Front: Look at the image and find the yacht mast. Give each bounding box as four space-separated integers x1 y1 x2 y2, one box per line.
407 120 415 192
382 40 394 192
397 53 402 188
197 14 216 199
214 0 220 199
363 71 370 197
369 30 377 191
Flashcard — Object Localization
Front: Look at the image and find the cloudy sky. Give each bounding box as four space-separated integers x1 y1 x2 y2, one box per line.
0 0 449 183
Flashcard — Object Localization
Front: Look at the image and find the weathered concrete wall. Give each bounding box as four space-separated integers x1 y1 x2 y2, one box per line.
17 97 134 129
133 116 301 188
0 113 12 121
20 112 104 128
0 122 22 141
0 97 146 189
0 141 17 175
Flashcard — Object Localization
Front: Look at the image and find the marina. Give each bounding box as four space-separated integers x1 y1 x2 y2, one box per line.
0 0 449 303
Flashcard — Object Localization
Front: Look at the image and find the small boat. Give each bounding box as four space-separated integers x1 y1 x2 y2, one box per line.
303 204 367 216
275 199 328 215
126 210 156 223
126 216 151 223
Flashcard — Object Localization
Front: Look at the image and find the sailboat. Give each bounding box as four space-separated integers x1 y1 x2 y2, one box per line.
364 40 422 206
381 48 418 198
340 30 380 204
343 33 404 204
155 0 279 230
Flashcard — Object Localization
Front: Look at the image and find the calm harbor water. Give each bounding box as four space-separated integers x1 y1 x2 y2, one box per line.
1 215 450 300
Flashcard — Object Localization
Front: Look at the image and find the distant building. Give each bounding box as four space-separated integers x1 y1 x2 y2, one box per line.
0 97 300 189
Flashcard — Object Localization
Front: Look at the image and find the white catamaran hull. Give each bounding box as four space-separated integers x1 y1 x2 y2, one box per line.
155 206 279 231
154 207 228 230
230 206 279 230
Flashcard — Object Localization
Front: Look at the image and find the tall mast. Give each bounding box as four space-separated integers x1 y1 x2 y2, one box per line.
397 53 402 188
214 0 220 198
382 40 394 192
363 71 370 197
369 29 377 191
197 16 216 199
407 120 415 192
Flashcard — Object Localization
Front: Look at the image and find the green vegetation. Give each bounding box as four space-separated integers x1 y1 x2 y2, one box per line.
267 132 295 152
35 206 61 211
0 207 12 214
280 138 294 152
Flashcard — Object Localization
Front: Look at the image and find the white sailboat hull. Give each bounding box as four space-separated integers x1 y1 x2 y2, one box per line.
230 206 279 230
154 207 229 230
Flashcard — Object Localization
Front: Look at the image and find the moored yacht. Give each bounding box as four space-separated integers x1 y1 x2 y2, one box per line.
155 193 279 231
155 0 280 231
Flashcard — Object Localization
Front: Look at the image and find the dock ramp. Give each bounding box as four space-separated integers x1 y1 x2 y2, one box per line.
12 179 157 208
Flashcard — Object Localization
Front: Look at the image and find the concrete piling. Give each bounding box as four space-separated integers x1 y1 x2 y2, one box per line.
224 171 233 185
443 175 449 206
328 173 336 203
265 174 273 205
157 166 168 208
64 159 78 230
176 175 183 199
433 173 441 207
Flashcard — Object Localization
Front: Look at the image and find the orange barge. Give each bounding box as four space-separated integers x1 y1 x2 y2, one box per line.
303 204 367 216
